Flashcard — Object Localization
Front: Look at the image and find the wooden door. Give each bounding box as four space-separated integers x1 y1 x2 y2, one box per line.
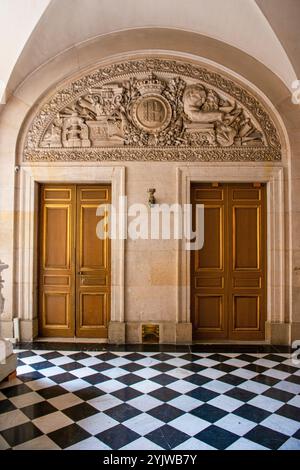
76 185 111 338
191 183 266 341
39 184 111 338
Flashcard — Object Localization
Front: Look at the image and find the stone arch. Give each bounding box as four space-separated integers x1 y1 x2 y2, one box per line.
0 32 296 343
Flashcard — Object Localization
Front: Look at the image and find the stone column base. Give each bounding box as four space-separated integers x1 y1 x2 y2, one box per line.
0 338 17 382
265 321 290 345
108 321 126 344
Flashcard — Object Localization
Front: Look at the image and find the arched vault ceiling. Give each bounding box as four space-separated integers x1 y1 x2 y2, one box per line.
0 0 299 100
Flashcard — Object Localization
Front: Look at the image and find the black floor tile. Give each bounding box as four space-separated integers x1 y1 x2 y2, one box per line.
1 383 31 398
116 374 144 386
195 424 239 449
104 403 141 422
95 352 119 361
233 404 270 423
245 425 288 449
68 352 90 361
151 363 175 373
39 351 63 360
37 385 67 399
243 364 267 374
252 375 279 386
190 403 227 423
17 351 37 358
273 364 298 374
286 375 300 385
96 424 139 449
21 401 57 419
151 353 174 362
149 387 180 403
187 387 218 402
63 402 98 421
0 399 16 414
18 371 44 382
225 387 256 402
90 363 114 373
213 363 236 373
277 404 300 422
184 374 211 386
146 424 189 449
73 386 105 401
120 363 144 373
262 387 294 403
121 353 146 362
218 374 246 386
147 404 183 423
50 372 77 384
182 363 206 373
48 423 91 449
151 374 178 386
83 373 109 385
1 422 42 447
31 361 56 370
112 387 142 402
60 362 85 372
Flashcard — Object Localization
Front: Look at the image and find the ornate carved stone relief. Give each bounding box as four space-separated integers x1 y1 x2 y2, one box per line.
23 58 281 161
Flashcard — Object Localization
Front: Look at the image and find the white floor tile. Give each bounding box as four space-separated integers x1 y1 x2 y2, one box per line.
274 380 300 395
248 395 283 412
174 438 215 450
215 413 256 436
202 380 234 394
169 413 210 435
131 380 161 394
208 395 242 412
48 392 83 410
13 434 60 450
238 380 269 394
127 395 162 412
134 368 161 379
66 437 111 450
0 409 29 431
33 410 73 433
226 437 268 450
261 413 300 436
10 391 44 408
60 379 91 392
167 379 198 394
78 412 118 435
88 394 123 411
26 377 56 391
96 380 127 394
121 437 163 450
279 437 300 450
124 413 163 435
100 368 128 379
168 395 202 412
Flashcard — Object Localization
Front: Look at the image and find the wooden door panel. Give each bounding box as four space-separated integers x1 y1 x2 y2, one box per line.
233 206 259 269
228 184 266 340
233 295 260 330
39 185 75 337
76 185 111 338
44 206 70 268
194 295 224 331
191 183 266 341
191 184 227 339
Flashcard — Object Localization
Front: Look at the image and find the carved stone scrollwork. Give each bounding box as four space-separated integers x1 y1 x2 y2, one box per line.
22 58 281 162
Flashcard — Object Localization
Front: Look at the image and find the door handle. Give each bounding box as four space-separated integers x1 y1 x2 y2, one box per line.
78 271 84 275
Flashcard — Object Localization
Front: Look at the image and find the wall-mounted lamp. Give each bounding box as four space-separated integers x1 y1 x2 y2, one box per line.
147 188 156 207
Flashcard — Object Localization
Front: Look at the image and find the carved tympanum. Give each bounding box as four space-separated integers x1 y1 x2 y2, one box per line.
23 58 281 161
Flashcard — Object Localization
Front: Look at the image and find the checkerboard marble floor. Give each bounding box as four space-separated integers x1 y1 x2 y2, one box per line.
1 349 300 450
